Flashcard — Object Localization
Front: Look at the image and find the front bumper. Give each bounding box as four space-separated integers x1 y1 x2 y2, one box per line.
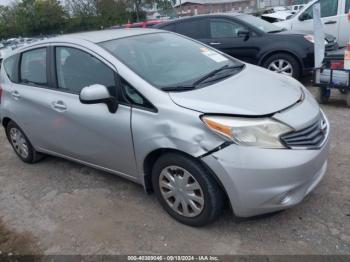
202 135 330 218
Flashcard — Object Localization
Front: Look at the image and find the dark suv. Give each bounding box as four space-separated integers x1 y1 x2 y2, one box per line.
155 14 338 78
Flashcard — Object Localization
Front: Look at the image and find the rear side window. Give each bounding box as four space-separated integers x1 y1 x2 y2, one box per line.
20 48 47 86
160 23 176 32
176 19 208 39
3 55 17 82
346 0 350 13
55 47 116 94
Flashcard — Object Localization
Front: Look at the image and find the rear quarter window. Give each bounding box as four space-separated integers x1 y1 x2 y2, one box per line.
175 19 209 39
3 55 17 82
159 23 176 32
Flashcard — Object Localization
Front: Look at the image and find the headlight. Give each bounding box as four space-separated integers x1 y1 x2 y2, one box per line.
304 34 328 45
201 116 293 149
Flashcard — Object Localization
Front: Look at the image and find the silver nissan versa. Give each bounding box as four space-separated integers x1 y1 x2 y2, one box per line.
0 29 330 226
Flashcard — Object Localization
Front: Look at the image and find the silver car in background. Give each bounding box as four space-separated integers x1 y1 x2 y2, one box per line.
0 29 330 226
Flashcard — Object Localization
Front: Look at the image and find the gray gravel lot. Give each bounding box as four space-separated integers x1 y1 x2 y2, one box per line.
0 85 349 255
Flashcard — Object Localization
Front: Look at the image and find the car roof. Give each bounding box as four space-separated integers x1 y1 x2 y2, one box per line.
4 28 164 58
50 28 162 43
156 13 245 26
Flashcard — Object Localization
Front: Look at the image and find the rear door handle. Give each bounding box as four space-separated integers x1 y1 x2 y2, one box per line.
210 42 221 45
324 21 337 25
52 101 67 111
11 90 21 99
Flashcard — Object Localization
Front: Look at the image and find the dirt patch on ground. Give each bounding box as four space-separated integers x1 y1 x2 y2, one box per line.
0 218 41 255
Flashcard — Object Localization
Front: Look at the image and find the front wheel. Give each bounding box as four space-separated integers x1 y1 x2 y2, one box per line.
152 153 224 227
262 53 301 79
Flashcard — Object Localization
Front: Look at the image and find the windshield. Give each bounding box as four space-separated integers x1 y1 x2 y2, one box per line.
238 14 283 33
99 33 242 89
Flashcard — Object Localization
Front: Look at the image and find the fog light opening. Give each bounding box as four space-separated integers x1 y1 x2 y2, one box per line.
280 195 292 205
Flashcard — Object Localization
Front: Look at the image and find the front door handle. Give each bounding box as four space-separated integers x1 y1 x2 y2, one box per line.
11 90 21 99
210 42 221 45
52 101 67 111
324 21 337 25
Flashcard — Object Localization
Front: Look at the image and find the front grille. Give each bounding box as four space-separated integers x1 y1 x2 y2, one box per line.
281 115 328 149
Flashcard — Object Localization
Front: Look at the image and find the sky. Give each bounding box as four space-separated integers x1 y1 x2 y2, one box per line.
0 0 12 5
0 0 66 6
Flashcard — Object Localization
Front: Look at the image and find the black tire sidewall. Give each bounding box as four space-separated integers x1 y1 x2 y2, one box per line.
262 53 301 79
6 121 35 163
315 87 330 104
152 153 223 227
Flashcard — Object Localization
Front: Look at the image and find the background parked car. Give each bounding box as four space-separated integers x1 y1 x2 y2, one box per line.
289 4 305 14
261 11 294 23
156 14 338 78
275 0 350 47
110 20 165 29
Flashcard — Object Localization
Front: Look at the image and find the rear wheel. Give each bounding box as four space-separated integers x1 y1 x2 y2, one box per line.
262 53 301 79
152 153 224 227
5 121 44 163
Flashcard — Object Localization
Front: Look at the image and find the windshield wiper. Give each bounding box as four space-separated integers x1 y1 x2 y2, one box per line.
161 64 244 92
193 64 244 87
268 29 286 33
162 85 196 92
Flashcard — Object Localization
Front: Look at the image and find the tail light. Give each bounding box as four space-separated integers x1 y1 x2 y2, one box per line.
331 60 344 70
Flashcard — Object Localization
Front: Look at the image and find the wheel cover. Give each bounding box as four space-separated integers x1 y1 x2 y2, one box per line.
268 59 293 76
159 166 204 218
9 128 29 159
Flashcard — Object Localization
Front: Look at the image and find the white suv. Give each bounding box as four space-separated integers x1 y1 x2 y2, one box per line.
275 0 350 47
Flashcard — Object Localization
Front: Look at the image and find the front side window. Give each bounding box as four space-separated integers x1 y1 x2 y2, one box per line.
100 33 242 89
55 47 115 94
302 0 339 19
121 78 154 110
210 19 246 38
20 48 47 85
346 0 350 13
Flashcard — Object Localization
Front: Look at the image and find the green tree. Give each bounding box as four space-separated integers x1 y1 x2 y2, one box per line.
0 5 17 38
97 0 128 26
32 0 66 35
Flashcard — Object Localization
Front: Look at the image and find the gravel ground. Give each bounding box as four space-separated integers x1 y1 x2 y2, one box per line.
0 85 349 255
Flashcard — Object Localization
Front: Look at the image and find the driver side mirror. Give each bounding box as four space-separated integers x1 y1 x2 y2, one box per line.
80 84 118 113
237 29 250 41
298 12 311 21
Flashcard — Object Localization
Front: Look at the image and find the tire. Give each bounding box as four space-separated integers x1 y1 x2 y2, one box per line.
152 152 224 227
5 121 44 164
315 87 330 104
262 53 301 79
339 89 347 95
347 92 350 107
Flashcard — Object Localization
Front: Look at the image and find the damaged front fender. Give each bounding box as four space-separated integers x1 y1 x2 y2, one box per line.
131 105 225 184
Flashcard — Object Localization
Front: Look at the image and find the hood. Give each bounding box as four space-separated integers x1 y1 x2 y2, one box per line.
274 20 292 30
274 30 336 42
169 64 303 116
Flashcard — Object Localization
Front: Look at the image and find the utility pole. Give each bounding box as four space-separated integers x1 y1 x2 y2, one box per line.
179 0 182 16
